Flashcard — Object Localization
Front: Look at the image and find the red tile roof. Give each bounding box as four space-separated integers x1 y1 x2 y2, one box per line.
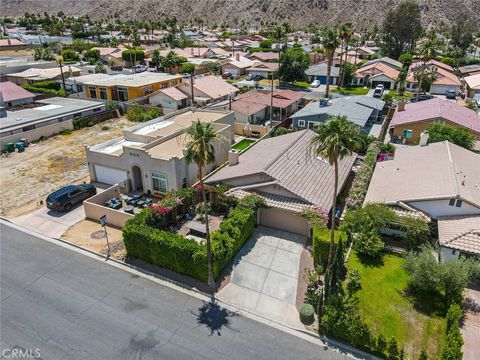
235 89 303 109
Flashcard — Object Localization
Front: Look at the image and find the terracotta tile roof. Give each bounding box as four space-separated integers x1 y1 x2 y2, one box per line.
182 75 238 100
156 86 188 101
364 141 480 208
410 59 453 72
407 61 460 86
0 81 34 102
390 98 480 135
230 99 267 115
247 52 279 61
438 215 480 254
465 73 480 91
247 61 279 72
206 129 356 211
0 39 25 47
354 62 400 81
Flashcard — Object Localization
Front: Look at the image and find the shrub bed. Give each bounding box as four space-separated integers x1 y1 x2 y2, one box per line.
22 80 67 97
123 201 257 282
312 227 344 268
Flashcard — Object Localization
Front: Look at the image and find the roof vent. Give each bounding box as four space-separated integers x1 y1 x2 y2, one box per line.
228 149 240 166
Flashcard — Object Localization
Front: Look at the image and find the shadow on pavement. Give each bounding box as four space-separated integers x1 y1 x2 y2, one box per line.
193 298 238 336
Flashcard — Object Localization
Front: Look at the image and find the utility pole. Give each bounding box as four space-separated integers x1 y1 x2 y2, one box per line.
58 60 66 91
190 72 195 107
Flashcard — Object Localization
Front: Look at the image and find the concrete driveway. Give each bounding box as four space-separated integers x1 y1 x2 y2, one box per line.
11 204 86 238
217 226 307 328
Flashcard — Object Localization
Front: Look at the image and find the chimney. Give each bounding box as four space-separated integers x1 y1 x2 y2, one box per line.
419 130 429 147
235 53 240 61
228 149 240 166
398 101 406 112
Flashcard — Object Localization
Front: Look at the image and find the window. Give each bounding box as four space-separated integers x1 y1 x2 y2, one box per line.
99 87 108 100
298 120 306 128
88 86 97 98
151 172 167 193
403 129 413 138
144 85 153 95
455 200 463 208
449 199 456 206
308 121 319 130
117 87 128 102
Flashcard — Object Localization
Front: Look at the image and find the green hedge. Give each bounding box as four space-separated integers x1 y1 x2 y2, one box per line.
312 227 344 268
123 204 256 282
22 80 67 97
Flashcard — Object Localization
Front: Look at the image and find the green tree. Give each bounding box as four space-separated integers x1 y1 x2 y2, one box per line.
427 123 475 150
381 0 422 59
184 121 223 287
338 23 354 86
278 45 310 83
95 61 107 74
321 27 340 98
450 17 474 56
85 49 100 64
309 115 362 269
122 48 145 70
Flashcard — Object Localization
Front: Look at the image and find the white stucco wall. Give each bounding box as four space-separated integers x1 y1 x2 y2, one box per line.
407 199 480 219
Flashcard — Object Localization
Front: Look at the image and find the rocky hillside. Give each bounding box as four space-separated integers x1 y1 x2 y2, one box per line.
3 0 480 30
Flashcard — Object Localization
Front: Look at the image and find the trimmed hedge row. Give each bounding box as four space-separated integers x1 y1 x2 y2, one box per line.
312 227 344 268
123 204 256 282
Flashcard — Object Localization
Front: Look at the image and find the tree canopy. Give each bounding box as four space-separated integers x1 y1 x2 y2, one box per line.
278 45 310 83
427 123 475 150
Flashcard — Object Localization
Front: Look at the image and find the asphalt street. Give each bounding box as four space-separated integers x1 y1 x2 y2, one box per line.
0 222 349 360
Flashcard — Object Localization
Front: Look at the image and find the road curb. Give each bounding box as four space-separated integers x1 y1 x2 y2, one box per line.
1 218 372 359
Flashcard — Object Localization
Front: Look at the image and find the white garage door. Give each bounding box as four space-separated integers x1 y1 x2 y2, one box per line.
94 165 127 185
259 207 310 236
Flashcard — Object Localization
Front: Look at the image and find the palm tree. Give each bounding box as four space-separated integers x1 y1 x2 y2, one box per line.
309 115 362 269
321 27 340 98
338 23 354 86
184 121 221 287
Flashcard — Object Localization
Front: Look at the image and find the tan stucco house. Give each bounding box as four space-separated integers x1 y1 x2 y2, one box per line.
86 108 235 195
205 130 356 236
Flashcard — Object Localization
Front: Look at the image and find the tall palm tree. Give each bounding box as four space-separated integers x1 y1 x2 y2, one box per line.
184 121 221 287
338 23 354 87
309 115 362 269
321 27 340 98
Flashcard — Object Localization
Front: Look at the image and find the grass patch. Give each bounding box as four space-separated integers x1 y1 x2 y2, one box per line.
387 89 413 102
312 227 343 268
332 86 369 95
232 139 255 151
292 81 311 89
347 251 446 358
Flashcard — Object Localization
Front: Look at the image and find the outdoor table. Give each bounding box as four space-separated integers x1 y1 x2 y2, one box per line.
185 220 207 237
124 205 134 214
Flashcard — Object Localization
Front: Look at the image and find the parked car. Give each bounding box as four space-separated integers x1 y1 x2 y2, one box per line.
134 64 147 73
373 84 385 98
246 74 264 81
46 184 97 212
410 94 434 102
222 72 233 79
445 89 457 99
310 79 321 88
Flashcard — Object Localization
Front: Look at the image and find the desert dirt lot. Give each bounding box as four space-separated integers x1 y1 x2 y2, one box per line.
0 117 134 216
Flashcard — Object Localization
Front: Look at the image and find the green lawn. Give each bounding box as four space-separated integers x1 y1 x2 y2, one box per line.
347 252 446 358
292 81 311 89
232 139 255 151
387 89 414 101
332 86 369 95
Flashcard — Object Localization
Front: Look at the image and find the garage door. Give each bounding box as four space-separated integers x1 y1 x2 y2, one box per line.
259 208 310 236
430 85 457 95
371 80 392 89
94 165 127 185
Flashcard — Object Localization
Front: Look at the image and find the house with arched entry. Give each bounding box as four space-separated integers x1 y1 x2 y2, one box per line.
85 108 235 196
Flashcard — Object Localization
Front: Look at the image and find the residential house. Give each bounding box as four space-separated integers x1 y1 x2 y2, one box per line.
0 58 57 81
85 108 235 193
176 75 238 106
0 81 35 107
346 46 376 61
438 215 480 261
305 62 340 85
147 87 189 113
80 72 183 102
362 57 403 70
352 62 400 89
246 62 279 79
205 129 357 236
458 64 480 77
6 66 81 85
245 52 279 63
364 141 480 261
388 98 480 144
91 46 126 66
0 97 106 150
0 38 29 51
220 55 255 77
464 73 480 98
406 60 461 95
291 96 385 135
234 89 304 123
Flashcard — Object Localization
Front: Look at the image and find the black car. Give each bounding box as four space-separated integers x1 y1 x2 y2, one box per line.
445 90 457 99
46 184 97 212
410 94 434 103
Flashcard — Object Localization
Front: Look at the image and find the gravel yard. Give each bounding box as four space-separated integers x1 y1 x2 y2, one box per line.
0 117 134 216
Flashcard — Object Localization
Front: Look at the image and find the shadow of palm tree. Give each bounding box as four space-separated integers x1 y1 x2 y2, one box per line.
192 298 238 336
